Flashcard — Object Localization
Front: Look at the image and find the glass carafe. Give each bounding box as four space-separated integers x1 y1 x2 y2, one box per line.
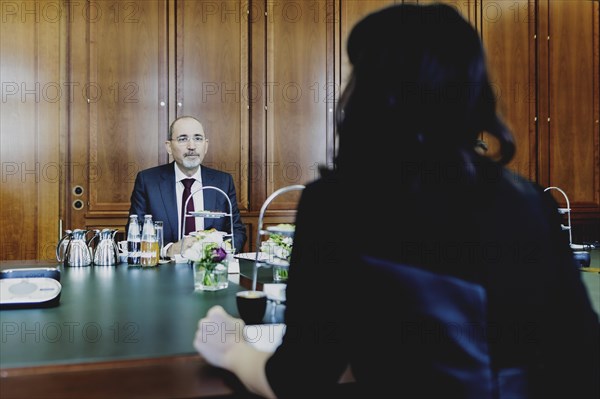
140 215 158 267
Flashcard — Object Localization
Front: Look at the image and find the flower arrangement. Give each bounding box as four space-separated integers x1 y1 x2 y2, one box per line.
260 233 293 262
183 229 231 290
260 224 295 281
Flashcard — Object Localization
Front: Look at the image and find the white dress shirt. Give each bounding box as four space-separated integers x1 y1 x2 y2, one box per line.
174 163 205 239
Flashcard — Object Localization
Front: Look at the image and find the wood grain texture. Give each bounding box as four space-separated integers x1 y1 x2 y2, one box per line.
0 355 238 398
265 0 331 210
243 210 299 252
177 0 249 212
0 0 62 261
482 0 537 180
89 0 167 210
66 0 168 236
548 1 599 214
1 0 598 261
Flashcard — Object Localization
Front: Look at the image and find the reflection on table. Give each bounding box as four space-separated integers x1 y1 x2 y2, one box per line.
2 251 596 398
0 260 284 398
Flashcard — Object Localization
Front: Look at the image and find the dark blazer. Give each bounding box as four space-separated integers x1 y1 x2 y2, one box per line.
265 163 599 398
128 162 246 253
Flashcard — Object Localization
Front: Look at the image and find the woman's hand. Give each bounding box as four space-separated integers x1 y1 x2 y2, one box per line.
193 305 277 398
193 305 246 369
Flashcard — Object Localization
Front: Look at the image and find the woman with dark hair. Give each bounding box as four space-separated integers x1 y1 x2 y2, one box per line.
194 4 599 398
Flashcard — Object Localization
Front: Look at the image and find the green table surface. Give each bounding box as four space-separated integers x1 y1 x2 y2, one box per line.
1 253 597 371
237 257 280 285
0 260 284 369
580 249 600 316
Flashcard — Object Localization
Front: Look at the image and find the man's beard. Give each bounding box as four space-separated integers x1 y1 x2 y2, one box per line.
182 156 201 169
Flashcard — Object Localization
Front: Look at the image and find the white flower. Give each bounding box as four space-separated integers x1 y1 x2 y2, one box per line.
260 233 293 262
274 245 290 260
183 244 204 262
182 229 227 262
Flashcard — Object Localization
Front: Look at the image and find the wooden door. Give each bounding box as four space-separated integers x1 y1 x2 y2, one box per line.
67 0 169 235
174 0 251 250
0 0 64 261
262 0 334 209
481 0 537 180
540 0 600 237
238 0 336 250
175 0 249 212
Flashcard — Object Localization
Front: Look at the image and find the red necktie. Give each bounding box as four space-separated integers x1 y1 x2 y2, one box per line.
181 178 196 235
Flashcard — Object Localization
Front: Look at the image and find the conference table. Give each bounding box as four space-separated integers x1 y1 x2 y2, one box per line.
0 258 281 398
1 253 599 398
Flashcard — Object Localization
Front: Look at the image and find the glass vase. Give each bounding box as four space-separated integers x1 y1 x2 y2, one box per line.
272 263 289 282
193 261 228 291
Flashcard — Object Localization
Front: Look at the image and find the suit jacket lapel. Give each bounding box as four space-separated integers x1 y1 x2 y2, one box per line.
159 163 178 239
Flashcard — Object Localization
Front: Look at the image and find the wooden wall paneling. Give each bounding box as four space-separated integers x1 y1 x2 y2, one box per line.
68 0 168 233
595 0 600 183
176 0 249 212
3 0 598 261
547 1 599 217
481 0 537 180
264 0 331 210
415 0 474 22
243 210 299 252
0 0 63 260
89 0 168 210
58 1 69 258
37 2 64 261
249 0 268 211
65 0 90 234
536 0 550 186
168 0 176 129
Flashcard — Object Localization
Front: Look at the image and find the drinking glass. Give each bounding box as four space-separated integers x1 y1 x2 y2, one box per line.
264 284 286 323
154 221 164 260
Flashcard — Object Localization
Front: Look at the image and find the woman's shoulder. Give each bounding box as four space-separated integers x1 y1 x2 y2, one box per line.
473 157 545 201
495 167 547 203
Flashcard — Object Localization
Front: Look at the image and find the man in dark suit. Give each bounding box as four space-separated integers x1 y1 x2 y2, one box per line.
128 116 246 256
